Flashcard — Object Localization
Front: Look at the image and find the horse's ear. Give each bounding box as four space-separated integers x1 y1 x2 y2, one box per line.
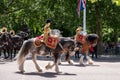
1 27 7 33
10 30 15 36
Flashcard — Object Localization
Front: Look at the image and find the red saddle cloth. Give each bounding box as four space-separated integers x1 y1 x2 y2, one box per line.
45 36 59 49
34 36 43 47
76 34 86 44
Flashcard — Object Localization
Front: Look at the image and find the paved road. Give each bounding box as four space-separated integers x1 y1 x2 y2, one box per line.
0 56 120 80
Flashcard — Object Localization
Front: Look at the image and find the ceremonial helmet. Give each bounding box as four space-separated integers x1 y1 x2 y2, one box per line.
10 30 15 36
1 27 7 33
46 18 51 23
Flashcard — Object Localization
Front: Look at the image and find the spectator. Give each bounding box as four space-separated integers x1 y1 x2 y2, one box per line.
89 45 98 58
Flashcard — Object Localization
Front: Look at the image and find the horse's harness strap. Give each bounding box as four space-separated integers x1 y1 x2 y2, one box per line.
58 43 67 52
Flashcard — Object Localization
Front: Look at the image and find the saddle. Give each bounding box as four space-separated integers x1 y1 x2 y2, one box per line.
34 29 60 49
34 35 43 47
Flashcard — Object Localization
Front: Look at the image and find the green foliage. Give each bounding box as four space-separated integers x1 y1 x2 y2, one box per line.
0 0 120 41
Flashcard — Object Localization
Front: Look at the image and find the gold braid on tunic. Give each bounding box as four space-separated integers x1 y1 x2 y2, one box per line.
43 22 51 43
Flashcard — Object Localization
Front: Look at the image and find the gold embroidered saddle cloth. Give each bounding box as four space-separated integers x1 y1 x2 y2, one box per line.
45 36 59 49
34 35 59 49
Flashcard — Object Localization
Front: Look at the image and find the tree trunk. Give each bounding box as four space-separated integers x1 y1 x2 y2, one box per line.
114 29 118 54
114 29 118 47
95 3 103 55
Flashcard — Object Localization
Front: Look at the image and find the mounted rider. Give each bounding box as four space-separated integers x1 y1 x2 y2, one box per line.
75 25 87 44
34 19 59 49
43 19 51 43
75 25 82 40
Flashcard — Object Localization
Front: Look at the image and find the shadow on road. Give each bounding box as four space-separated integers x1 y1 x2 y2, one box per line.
15 71 76 78
74 64 100 67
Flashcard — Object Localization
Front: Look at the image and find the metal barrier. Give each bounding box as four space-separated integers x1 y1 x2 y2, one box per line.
104 47 120 55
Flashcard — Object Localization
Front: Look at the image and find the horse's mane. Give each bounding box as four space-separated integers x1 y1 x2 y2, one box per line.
59 37 75 42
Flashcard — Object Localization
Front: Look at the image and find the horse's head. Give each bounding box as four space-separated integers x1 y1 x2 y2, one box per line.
17 31 28 39
0 32 12 47
49 29 62 37
86 34 99 47
1 32 11 42
59 37 76 56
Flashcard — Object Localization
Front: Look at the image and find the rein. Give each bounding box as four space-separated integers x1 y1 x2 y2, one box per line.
58 42 66 52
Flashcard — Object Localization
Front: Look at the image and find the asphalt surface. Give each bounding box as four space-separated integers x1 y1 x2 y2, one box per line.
0 55 120 80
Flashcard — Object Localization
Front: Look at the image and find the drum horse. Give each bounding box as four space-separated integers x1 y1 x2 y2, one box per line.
59 26 99 65
15 20 76 73
75 26 99 65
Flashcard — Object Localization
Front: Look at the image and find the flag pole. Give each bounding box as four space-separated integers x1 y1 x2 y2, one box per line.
83 3 86 32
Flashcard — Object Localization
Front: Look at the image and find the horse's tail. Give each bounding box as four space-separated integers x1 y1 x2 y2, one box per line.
15 40 30 65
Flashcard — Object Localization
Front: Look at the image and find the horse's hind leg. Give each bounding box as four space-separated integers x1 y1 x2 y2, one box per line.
32 53 42 72
19 59 25 72
86 55 93 64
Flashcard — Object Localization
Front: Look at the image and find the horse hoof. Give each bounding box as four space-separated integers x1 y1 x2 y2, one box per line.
56 70 62 74
68 60 74 65
20 70 25 73
45 65 52 70
89 62 93 65
45 63 52 70
38 69 42 72
79 63 85 66
69 63 73 65
58 63 62 65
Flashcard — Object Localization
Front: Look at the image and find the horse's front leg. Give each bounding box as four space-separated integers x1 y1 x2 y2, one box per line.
45 52 62 73
32 53 42 72
85 50 94 65
54 53 62 73
10 49 13 60
13 48 17 58
0 50 1 57
79 54 84 65
3 49 8 59
65 52 74 65
45 62 55 70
